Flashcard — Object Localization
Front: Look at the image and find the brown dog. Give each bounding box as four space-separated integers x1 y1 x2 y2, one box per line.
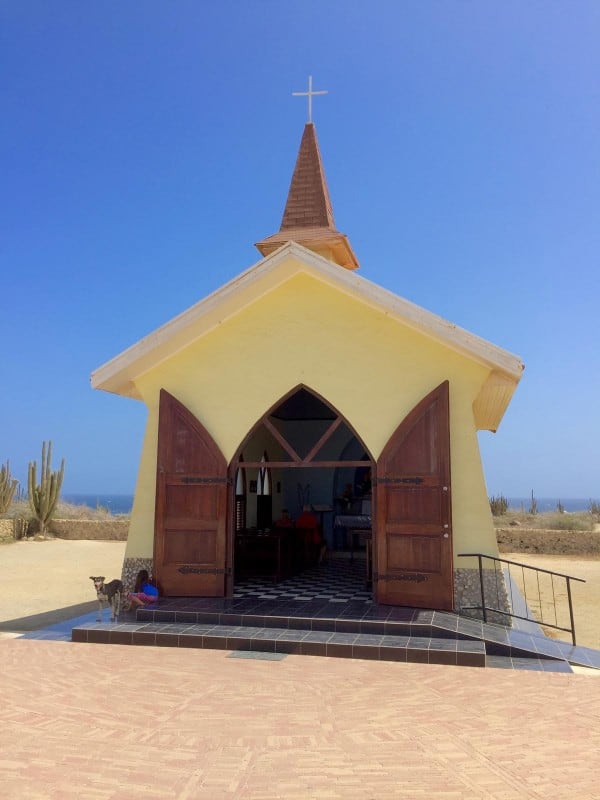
90 576 124 622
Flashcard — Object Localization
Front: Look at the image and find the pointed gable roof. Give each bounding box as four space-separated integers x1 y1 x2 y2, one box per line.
91 242 524 432
256 123 359 271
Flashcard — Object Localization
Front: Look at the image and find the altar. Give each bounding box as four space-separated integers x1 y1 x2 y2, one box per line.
334 513 372 554
333 514 372 587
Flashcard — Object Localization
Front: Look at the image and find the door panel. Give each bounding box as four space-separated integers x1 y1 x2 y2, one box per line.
154 390 228 597
165 484 220 517
163 529 217 563
387 534 441 573
375 381 453 609
386 486 443 525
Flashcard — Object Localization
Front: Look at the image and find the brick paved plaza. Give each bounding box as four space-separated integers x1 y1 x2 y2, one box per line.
1 638 599 799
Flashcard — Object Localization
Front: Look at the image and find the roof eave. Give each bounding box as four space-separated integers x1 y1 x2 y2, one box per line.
255 232 359 271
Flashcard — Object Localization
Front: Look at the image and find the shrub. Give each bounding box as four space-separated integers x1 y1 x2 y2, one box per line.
543 513 591 532
4 497 127 522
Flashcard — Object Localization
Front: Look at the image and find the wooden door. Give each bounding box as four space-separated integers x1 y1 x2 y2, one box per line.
154 390 228 596
375 381 453 609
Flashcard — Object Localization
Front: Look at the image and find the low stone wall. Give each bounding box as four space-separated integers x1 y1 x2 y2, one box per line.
51 519 129 541
0 519 13 541
1 517 129 541
496 528 600 556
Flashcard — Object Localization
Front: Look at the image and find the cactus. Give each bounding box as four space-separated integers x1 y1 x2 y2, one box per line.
489 494 509 516
13 517 29 540
0 460 18 514
528 490 538 516
28 441 65 536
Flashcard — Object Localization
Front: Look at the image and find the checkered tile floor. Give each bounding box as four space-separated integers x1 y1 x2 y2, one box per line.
233 557 373 602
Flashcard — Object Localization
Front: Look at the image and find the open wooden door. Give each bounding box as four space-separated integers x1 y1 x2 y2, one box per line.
375 381 453 609
154 389 228 597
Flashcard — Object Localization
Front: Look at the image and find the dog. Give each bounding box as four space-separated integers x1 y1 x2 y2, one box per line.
90 576 124 622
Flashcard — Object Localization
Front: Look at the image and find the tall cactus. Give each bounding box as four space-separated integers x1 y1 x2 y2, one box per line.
0 460 18 514
28 441 65 535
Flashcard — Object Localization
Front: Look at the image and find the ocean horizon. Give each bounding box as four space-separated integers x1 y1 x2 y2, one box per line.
62 493 598 516
505 497 597 513
62 494 135 515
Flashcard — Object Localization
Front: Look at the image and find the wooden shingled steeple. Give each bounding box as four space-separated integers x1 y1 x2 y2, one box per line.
256 122 359 270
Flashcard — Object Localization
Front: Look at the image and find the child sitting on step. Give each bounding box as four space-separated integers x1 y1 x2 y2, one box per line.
124 569 159 611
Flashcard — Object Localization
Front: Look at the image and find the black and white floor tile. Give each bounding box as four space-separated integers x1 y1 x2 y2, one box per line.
233 558 373 603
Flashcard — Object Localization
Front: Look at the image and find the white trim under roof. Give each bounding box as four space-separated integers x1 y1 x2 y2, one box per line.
91 242 524 399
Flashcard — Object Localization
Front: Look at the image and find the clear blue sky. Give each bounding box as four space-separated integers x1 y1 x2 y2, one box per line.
2 1 599 498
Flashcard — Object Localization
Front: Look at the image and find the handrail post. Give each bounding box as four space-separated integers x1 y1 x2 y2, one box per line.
477 554 487 624
566 577 576 646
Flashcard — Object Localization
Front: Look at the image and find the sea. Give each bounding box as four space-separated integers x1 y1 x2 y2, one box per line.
62 494 135 515
506 498 595 513
61 494 596 516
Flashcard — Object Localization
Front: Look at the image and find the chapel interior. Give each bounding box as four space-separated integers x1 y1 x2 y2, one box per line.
232 387 373 586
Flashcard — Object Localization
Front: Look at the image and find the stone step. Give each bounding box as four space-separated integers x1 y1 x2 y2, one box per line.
72 621 487 667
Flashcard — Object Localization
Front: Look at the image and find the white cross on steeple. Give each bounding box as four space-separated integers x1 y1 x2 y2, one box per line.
292 75 328 123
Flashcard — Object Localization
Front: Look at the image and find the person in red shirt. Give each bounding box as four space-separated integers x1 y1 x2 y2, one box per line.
274 508 294 528
295 505 326 564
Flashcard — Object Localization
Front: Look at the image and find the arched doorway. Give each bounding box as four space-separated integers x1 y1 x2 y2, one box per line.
228 385 374 595
153 384 453 610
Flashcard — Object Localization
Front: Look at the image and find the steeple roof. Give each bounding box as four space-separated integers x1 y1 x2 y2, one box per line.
256 123 359 270
280 122 335 229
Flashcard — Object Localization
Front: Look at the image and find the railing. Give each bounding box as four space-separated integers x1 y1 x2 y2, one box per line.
458 553 586 645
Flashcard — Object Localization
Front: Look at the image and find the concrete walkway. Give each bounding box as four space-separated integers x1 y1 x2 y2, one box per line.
1 638 599 799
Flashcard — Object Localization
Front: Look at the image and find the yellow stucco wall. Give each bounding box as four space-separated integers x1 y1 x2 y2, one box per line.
125 265 497 565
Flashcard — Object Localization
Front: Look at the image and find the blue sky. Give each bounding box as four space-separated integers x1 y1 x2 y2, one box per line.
2 1 599 498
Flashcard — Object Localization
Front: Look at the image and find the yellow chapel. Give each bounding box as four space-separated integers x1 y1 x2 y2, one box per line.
92 116 523 613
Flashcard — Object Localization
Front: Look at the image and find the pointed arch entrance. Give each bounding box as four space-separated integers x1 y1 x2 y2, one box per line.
229 385 375 592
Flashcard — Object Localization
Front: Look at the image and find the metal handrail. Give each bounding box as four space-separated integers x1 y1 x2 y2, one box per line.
458 553 585 645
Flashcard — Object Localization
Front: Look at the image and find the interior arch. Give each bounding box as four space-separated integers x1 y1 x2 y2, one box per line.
228 385 374 588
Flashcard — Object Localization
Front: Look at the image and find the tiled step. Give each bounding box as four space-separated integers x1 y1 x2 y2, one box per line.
72 621 487 667
72 598 599 670
134 607 568 662
137 606 484 641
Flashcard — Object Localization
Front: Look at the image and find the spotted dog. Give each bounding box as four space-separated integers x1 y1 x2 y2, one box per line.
90 576 124 622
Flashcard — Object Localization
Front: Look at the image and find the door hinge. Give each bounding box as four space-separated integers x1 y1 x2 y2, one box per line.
374 476 424 486
177 566 232 575
373 572 428 583
181 476 228 485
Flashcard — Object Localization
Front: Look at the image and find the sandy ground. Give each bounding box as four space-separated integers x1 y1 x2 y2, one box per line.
502 552 600 651
0 540 598 651
0 539 126 626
